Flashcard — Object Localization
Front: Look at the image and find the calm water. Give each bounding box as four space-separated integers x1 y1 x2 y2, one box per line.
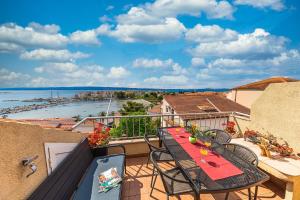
0 87 228 119
0 90 123 119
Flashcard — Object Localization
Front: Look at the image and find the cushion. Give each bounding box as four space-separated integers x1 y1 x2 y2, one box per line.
73 154 125 200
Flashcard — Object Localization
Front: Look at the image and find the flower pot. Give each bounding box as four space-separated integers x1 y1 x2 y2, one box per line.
189 136 197 144
91 147 108 157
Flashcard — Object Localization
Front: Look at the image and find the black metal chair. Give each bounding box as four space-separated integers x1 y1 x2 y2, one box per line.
150 150 196 200
144 131 174 167
203 129 232 144
224 143 259 200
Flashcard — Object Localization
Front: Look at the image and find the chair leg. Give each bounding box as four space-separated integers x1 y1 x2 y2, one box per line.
147 152 150 167
248 188 252 200
225 192 229 200
254 186 258 200
150 172 158 197
150 167 155 187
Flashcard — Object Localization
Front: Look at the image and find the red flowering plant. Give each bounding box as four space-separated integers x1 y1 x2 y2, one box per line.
222 121 236 135
88 123 111 148
244 128 260 143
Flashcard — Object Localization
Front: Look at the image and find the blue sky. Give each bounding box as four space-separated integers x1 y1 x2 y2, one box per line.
0 0 299 88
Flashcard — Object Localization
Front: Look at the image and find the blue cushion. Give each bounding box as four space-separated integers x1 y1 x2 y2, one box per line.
73 154 125 200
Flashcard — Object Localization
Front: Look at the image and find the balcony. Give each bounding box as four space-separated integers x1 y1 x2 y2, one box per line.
0 111 297 200
124 156 284 200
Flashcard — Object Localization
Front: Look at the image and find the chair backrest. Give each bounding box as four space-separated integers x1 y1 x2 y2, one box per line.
224 143 258 166
28 138 93 200
150 150 190 194
144 132 160 152
207 129 232 144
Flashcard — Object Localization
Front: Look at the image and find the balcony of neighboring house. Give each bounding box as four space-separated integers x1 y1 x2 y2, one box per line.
0 82 299 200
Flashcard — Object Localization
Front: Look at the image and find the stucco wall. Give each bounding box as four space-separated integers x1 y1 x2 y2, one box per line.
227 89 264 108
250 82 300 153
0 120 86 200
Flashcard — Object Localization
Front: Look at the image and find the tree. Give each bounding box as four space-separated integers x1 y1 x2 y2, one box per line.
115 91 126 99
119 101 146 115
99 111 106 116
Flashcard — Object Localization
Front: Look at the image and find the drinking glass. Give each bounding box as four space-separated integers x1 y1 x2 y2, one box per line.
200 148 208 163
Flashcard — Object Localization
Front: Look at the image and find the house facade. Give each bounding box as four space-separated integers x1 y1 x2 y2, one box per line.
227 77 298 108
161 93 250 130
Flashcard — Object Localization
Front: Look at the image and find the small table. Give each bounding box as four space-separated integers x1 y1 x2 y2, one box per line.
161 128 269 200
232 138 300 200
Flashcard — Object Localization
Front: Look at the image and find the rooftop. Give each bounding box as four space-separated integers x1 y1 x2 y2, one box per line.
164 93 250 115
232 77 298 90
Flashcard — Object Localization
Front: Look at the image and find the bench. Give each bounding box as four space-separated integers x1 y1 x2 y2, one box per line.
28 139 126 200
231 138 300 200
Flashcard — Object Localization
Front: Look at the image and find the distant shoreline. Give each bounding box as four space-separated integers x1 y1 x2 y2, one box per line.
0 86 229 92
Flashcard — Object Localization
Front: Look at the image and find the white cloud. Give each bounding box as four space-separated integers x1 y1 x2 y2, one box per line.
106 18 186 43
144 75 189 87
108 66 130 79
208 50 300 68
234 0 285 11
20 49 89 61
191 57 206 67
117 7 162 25
0 68 30 87
0 42 24 53
171 63 188 75
186 24 238 43
146 0 235 19
30 63 106 86
208 58 246 68
35 62 78 73
28 22 60 34
70 30 100 45
99 15 112 23
133 58 173 68
189 28 287 60
106 5 114 11
0 23 68 49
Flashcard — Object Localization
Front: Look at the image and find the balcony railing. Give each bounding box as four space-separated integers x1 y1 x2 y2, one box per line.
72 112 250 139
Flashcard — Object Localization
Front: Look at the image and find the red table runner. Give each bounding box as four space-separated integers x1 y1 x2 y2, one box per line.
167 128 243 180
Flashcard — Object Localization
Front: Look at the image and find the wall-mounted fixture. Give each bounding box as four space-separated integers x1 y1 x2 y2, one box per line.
22 155 38 178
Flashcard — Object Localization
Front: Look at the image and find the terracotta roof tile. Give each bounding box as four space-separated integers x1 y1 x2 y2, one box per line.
164 93 250 115
148 104 161 114
233 77 298 90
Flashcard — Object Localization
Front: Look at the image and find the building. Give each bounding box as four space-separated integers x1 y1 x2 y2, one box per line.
161 92 250 128
227 77 298 108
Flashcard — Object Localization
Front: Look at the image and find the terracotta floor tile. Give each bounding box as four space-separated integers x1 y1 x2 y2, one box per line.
122 157 284 200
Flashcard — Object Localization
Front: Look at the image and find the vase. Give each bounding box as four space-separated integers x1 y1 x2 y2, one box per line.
91 147 108 157
189 136 197 144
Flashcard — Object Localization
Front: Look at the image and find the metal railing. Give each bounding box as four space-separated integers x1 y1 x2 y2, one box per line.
71 112 250 139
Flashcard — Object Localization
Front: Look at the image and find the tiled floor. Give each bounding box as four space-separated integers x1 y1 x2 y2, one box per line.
122 157 285 200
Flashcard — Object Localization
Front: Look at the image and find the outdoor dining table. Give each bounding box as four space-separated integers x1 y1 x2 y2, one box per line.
161 128 270 200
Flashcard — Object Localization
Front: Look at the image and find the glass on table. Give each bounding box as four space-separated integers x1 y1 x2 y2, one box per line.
200 148 208 163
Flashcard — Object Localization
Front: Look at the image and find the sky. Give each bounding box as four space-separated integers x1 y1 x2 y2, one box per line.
0 0 299 89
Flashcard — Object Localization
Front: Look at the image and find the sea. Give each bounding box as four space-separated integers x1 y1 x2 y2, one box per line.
0 87 228 119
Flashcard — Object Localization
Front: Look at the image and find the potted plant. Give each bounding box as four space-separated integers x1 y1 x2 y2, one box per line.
88 123 110 157
188 124 198 144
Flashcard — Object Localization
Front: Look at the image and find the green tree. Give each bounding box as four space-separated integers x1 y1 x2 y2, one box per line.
119 101 146 115
115 91 126 99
